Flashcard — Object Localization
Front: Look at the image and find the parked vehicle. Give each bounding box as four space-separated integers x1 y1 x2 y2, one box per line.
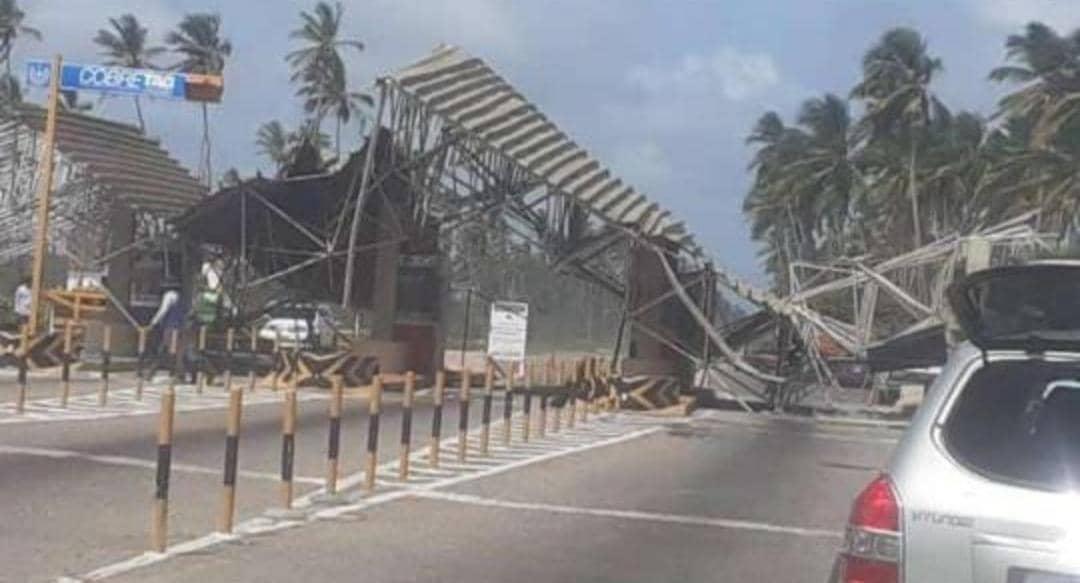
833 263 1080 582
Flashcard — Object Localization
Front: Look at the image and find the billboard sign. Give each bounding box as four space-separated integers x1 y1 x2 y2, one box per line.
487 301 528 361
26 60 187 100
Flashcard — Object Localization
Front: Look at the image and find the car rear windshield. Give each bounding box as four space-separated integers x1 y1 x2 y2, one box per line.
943 360 1080 491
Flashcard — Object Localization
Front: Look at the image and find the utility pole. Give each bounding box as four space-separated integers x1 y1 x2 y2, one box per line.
27 54 63 337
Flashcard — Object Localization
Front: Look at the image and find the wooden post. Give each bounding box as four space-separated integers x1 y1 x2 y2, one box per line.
26 55 62 338
457 368 471 462
219 383 243 533
429 371 445 467
398 371 415 480
135 327 147 400
364 375 384 492
326 376 344 494
502 364 514 446
151 381 176 552
60 321 73 407
15 324 28 414
480 363 494 455
280 386 297 509
247 325 258 392
196 326 207 394
98 325 111 406
224 327 235 391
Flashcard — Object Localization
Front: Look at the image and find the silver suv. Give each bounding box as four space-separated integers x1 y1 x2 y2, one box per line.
833 264 1080 582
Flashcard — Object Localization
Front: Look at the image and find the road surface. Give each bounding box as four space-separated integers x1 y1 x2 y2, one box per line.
0 374 901 582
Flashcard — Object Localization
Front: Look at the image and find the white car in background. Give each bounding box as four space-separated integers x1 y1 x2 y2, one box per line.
258 302 333 348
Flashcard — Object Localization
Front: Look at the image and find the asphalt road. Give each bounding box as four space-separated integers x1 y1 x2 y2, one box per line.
0 376 901 583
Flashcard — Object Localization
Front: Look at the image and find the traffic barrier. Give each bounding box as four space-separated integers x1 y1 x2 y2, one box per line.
16 325 28 414
98 325 111 406
246 326 257 392
280 386 298 509
480 363 494 455
196 326 207 394
502 366 514 446
521 362 532 442
219 381 243 533
430 371 445 467
538 359 548 439
398 372 415 481
457 367 471 462
151 381 176 552
223 327 235 391
135 327 147 401
271 332 282 391
60 321 73 407
326 376 344 494
364 375 384 492
565 358 574 425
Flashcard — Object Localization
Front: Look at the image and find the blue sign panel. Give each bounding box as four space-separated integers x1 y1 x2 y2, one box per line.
25 60 186 100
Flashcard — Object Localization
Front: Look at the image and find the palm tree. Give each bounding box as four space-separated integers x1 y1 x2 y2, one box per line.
288 2 366 140
286 2 363 81
989 22 1080 146
0 0 39 104
296 57 372 157
93 14 165 132
166 13 232 188
852 27 947 250
255 120 295 175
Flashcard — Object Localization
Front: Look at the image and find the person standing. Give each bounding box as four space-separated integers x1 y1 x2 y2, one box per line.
142 281 186 381
13 276 31 330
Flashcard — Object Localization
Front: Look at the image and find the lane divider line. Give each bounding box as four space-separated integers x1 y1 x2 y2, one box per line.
411 490 844 540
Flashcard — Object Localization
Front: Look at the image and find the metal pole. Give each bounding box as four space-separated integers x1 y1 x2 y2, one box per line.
27 54 63 337
341 82 388 308
460 288 472 371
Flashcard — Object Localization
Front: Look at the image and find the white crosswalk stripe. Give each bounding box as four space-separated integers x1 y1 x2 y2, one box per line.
0 383 323 425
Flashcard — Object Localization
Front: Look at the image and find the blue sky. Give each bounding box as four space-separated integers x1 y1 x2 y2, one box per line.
15 0 1080 283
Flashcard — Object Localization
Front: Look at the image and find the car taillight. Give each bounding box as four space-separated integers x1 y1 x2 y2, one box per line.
840 474 902 583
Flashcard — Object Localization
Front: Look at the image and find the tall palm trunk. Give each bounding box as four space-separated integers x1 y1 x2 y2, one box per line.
907 136 922 249
133 95 145 133
201 103 212 189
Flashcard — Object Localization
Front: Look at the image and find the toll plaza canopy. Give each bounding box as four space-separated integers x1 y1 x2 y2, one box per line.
386 46 699 255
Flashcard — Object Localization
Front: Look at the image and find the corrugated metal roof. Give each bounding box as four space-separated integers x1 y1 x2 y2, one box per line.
1 104 206 213
387 46 699 253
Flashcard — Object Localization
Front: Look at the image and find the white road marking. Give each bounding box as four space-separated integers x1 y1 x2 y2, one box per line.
0 384 325 425
412 490 843 539
0 444 322 485
71 413 659 582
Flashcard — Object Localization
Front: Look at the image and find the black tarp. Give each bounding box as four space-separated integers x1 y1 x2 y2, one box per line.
866 323 947 373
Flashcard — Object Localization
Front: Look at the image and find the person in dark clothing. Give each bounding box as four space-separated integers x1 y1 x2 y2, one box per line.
141 281 187 381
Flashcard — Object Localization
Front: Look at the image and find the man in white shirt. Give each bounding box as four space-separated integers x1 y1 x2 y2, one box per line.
13 276 31 329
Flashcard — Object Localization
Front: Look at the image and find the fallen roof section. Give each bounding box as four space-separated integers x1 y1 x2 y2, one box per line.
0 104 206 214
386 46 695 254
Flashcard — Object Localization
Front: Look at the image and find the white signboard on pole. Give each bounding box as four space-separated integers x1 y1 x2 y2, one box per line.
487 301 528 361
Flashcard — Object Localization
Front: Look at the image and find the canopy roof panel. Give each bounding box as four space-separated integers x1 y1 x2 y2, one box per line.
387 46 697 254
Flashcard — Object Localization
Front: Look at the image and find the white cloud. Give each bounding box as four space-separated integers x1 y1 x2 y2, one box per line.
970 0 1080 31
610 140 673 194
627 47 780 102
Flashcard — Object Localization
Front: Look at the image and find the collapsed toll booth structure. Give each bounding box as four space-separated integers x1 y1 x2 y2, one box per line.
176 139 445 379
0 104 206 363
